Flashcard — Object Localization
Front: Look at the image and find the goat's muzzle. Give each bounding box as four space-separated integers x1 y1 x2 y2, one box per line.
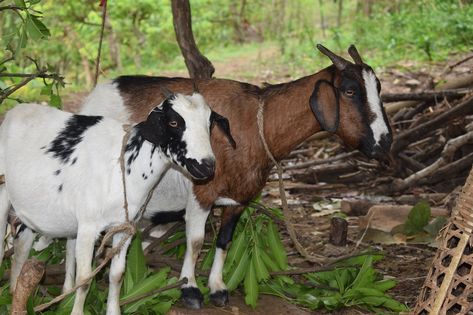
368 133 392 160
185 157 216 180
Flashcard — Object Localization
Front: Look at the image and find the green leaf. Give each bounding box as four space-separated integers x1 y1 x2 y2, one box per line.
259 248 280 272
151 300 173 314
50 94 62 107
25 14 50 40
403 201 431 236
350 256 375 289
226 248 250 291
252 245 270 282
244 260 258 308
200 245 215 270
126 233 147 284
372 279 397 292
41 84 52 96
120 267 169 301
266 222 288 269
225 229 247 270
16 27 28 56
14 0 26 8
424 216 448 237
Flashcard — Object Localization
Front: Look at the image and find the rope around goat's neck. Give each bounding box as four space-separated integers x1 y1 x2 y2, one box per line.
256 100 325 265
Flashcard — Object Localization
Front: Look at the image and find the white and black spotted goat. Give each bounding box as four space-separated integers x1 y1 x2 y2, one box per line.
0 91 234 315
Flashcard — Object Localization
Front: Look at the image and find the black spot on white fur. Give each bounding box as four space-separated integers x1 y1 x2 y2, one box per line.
46 115 102 164
54 169 61 175
58 184 63 192
150 209 185 225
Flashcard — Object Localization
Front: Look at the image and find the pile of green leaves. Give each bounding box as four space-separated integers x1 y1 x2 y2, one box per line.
261 255 408 313
195 203 408 313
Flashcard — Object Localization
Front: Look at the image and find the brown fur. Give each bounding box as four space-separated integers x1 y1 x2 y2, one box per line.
116 66 367 210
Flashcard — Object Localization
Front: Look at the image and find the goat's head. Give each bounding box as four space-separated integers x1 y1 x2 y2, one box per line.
310 44 392 159
140 91 235 180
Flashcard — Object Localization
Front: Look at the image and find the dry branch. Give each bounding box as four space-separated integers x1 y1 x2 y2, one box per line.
392 131 473 192
11 258 45 314
391 96 473 155
385 73 473 114
381 88 473 103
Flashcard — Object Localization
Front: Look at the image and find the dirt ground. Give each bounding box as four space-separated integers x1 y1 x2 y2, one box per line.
61 49 473 314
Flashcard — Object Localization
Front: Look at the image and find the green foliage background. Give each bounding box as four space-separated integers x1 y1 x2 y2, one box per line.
1 0 473 111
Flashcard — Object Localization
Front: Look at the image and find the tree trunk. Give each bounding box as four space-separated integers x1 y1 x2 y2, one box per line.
171 0 215 79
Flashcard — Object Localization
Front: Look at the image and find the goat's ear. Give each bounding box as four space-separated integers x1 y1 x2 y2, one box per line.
210 111 236 149
139 110 165 145
309 80 339 133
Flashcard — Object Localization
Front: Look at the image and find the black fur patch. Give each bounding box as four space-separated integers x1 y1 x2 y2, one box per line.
46 115 102 164
209 290 229 307
125 131 145 171
181 287 203 309
150 209 185 225
137 98 188 169
15 223 27 238
54 169 61 175
58 184 63 192
216 213 242 250
114 76 183 94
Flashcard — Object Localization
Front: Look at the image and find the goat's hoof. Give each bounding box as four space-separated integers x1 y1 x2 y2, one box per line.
181 287 203 309
210 290 229 307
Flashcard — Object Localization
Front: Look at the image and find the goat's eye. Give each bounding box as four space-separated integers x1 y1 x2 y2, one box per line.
345 89 355 97
169 121 178 128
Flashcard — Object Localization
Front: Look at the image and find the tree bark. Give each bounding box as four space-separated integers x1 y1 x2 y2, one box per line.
171 0 215 79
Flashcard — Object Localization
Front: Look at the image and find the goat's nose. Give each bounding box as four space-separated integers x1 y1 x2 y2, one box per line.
201 158 216 173
185 157 216 180
378 133 393 152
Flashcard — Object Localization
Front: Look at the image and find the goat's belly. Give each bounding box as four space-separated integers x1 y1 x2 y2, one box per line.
14 207 78 238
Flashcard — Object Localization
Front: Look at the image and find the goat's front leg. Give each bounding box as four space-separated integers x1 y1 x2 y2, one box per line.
208 205 245 306
106 232 131 315
71 226 97 315
180 195 211 309
10 225 35 293
63 238 76 292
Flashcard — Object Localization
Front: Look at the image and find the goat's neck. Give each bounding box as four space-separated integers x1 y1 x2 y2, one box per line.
123 129 169 215
261 71 328 160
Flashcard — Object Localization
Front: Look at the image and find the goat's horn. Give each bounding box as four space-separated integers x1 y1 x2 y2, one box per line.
348 44 363 65
192 80 200 93
160 85 174 98
316 44 350 70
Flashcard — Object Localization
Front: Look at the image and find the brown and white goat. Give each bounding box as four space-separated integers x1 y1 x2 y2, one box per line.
80 45 392 309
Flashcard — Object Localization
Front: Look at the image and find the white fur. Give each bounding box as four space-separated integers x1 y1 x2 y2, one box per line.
0 94 216 314
214 197 240 206
209 248 227 293
362 69 389 145
81 81 131 122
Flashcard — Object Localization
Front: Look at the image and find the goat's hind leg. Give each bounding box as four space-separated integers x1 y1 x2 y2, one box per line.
71 226 97 315
10 224 35 293
63 238 76 292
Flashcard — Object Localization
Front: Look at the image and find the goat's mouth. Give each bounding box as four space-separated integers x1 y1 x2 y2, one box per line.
184 158 216 180
359 133 392 161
